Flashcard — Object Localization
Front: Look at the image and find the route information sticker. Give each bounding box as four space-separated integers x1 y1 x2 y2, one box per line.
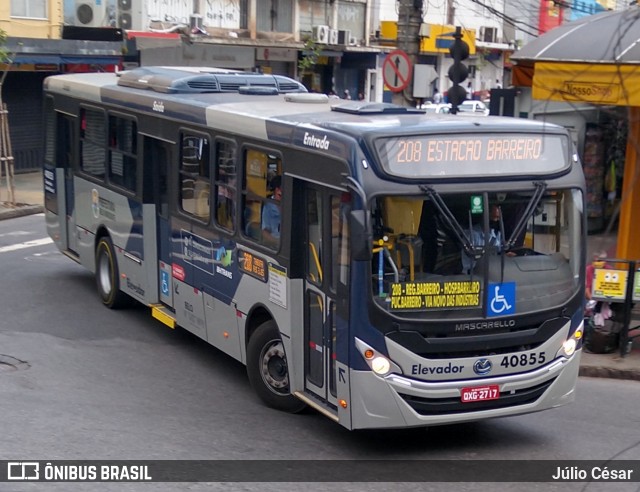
389 280 481 310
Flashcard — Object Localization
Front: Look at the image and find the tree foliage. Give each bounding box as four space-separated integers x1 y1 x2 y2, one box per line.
298 38 323 73
0 28 7 63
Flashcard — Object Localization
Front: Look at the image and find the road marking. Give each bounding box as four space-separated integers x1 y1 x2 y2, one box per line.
0 237 53 254
0 231 32 238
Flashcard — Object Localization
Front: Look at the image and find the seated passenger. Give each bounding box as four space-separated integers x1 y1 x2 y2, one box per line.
261 175 282 245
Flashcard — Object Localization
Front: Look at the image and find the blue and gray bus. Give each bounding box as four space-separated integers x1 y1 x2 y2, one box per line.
43 66 586 429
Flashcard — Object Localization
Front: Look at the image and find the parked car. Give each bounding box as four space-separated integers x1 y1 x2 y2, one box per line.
421 103 452 114
457 100 490 115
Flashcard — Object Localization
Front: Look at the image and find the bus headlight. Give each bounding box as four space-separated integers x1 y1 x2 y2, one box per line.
562 338 577 357
559 320 583 358
354 338 400 377
371 356 391 375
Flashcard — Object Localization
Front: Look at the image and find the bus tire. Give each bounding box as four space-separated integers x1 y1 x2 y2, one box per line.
95 236 130 309
246 320 306 413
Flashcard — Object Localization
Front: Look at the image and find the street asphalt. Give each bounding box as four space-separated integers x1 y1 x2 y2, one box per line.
1 171 639 381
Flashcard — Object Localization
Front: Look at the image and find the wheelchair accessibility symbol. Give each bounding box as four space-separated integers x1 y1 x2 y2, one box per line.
487 282 515 317
161 270 170 297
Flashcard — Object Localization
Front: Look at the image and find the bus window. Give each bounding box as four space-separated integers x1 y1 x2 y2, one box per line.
80 107 106 179
214 140 236 231
108 115 137 192
306 189 322 285
330 193 351 292
242 149 282 248
180 134 210 221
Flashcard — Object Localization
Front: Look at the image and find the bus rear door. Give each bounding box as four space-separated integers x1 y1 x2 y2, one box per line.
143 136 173 306
58 113 77 253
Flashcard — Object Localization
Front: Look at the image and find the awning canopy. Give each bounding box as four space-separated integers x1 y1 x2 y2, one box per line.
11 53 121 66
4 37 123 71
511 7 640 106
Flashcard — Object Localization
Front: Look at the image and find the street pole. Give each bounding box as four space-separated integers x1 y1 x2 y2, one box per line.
393 0 423 107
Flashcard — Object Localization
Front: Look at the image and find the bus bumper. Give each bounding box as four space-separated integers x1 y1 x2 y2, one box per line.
347 349 581 430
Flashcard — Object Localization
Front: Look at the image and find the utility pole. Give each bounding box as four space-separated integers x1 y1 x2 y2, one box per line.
393 0 423 107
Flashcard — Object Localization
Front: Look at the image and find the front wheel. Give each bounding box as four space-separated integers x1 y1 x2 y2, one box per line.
95 236 131 309
246 321 306 413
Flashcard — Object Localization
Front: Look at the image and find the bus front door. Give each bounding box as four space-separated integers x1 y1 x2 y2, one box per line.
303 186 338 410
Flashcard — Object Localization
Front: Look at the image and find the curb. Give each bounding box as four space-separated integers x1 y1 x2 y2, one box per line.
579 366 640 381
0 204 44 220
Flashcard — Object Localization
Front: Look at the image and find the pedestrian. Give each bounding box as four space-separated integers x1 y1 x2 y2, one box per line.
343 89 351 100
495 79 502 89
432 88 442 104
466 82 473 100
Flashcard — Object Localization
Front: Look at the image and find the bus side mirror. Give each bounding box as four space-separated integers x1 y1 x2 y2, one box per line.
350 210 371 261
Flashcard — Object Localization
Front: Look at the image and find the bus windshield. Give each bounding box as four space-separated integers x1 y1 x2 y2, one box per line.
369 188 583 318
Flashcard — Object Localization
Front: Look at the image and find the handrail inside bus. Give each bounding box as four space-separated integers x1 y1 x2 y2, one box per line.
309 243 323 283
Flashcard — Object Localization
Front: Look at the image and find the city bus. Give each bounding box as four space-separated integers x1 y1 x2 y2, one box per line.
42 66 586 430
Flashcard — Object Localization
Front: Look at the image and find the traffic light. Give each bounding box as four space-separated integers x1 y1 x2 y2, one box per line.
447 27 469 113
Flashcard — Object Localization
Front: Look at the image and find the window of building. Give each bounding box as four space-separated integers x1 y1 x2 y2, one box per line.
80 108 106 179
257 0 293 32
214 140 237 232
108 115 137 192
11 0 47 19
180 133 210 221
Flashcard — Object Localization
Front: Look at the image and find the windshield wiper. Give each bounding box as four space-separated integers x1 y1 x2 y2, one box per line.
504 181 547 251
420 186 481 261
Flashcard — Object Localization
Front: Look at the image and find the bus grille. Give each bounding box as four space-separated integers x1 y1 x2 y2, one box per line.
397 378 555 415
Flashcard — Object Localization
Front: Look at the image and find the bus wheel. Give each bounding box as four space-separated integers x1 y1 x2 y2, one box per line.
247 321 306 413
95 237 130 309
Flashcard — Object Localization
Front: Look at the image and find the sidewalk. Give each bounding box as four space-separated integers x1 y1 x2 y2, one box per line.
1 171 639 382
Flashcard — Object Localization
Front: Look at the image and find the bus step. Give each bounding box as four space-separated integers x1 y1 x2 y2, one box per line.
62 250 81 264
151 304 176 329
293 391 339 422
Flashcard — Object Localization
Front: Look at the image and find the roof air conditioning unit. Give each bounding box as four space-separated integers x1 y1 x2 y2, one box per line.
75 0 107 27
329 29 338 45
337 30 351 45
312 25 330 44
348 36 358 46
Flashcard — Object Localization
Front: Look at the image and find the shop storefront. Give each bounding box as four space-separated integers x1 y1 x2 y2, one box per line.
511 8 640 260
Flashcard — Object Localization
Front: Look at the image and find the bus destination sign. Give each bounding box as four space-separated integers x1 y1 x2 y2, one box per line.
389 280 481 310
377 133 569 178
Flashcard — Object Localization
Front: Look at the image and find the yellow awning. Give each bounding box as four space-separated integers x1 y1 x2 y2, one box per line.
533 61 640 107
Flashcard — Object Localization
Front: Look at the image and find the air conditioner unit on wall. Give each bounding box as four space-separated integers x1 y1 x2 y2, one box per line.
479 26 497 43
75 0 107 27
337 30 351 45
329 29 338 45
117 0 146 31
312 25 330 44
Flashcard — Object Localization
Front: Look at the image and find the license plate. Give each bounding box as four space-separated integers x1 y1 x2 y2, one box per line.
460 384 500 403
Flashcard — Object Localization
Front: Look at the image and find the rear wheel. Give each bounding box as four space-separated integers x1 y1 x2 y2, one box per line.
247 320 306 413
95 236 131 309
